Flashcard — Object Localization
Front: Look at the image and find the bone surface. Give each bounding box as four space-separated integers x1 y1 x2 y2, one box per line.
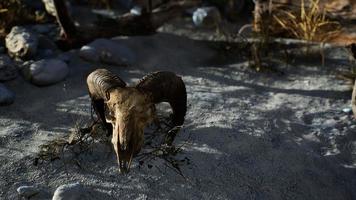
87 68 187 173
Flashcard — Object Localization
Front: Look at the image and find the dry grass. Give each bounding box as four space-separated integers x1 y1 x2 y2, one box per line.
0 0 46 38
34 119 191 176
273 0 341 42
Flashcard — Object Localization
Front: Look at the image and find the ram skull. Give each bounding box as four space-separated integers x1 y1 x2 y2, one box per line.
87 69 187 173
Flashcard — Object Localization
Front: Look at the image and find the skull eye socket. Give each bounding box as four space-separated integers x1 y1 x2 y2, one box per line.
104 104 116 122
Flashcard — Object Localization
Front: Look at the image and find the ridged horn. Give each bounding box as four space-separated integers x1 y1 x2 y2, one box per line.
135 71 187 127
87 68 126 101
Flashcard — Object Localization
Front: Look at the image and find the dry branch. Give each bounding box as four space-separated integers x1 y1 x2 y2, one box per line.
53 0 200 49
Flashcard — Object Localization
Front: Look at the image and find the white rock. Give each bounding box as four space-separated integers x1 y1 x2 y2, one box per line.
0 55 18 81
0 83 15 106
23 59 69 86
79 38 136 65
17 185 39 198
130 6 143 16
52 183 95 200
342 107 352 114
192 7 221 28
5 26 39 59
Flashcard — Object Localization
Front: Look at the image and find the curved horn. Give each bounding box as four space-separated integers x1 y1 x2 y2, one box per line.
135 71 187 127
87 68 126 101
87 69 126 127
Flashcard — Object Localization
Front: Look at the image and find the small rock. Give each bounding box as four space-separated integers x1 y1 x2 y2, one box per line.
5 26 39 59
0 55 18 81
322 119 337 128
130 6 143 16
17 185 39 198
52 183 95 200
342 107 352 114
22 59 69 86
79 39 136 65
0 84 15 106
192 7 222 28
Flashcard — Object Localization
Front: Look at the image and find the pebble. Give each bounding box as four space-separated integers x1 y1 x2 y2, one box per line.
79 38 136 65
22 59 69 86
0 84 15 106
17 185 39 198
0 55 18 81
342 107 352 114
52 183 95 200
5 26 39 59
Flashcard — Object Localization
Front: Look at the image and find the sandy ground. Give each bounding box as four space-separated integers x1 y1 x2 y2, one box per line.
1 33 356 199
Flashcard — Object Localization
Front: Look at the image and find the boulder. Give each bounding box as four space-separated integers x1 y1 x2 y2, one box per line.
79 38 136 66
0 84 15 106
5 26 39 59
22 59 69 86
0 55 18 81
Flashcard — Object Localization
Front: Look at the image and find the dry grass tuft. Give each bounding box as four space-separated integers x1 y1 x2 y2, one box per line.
273 0 341 42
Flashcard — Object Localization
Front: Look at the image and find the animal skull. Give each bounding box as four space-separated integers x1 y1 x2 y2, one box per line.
87 69 187 173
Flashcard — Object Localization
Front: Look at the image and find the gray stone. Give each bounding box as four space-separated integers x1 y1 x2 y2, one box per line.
79 38 136 65
22 59 69 86
17 185 39 198
5 26 39 59
192 7 222 28
0 84 15 106
0 55 18 81
52 183 95 200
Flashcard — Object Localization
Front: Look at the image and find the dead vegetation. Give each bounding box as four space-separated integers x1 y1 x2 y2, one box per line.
273 0 341 42
0 0 47 38
34 118 191 177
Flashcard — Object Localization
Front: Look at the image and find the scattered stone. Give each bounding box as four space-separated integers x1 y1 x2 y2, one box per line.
0 55 18 81
0 84 15 106
79 39 136 65
5 26 39 59
192 7 222 28
342 107 352 114
22 59 69 86
130 6 143 16
17 185 39 198
52 183 96 200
